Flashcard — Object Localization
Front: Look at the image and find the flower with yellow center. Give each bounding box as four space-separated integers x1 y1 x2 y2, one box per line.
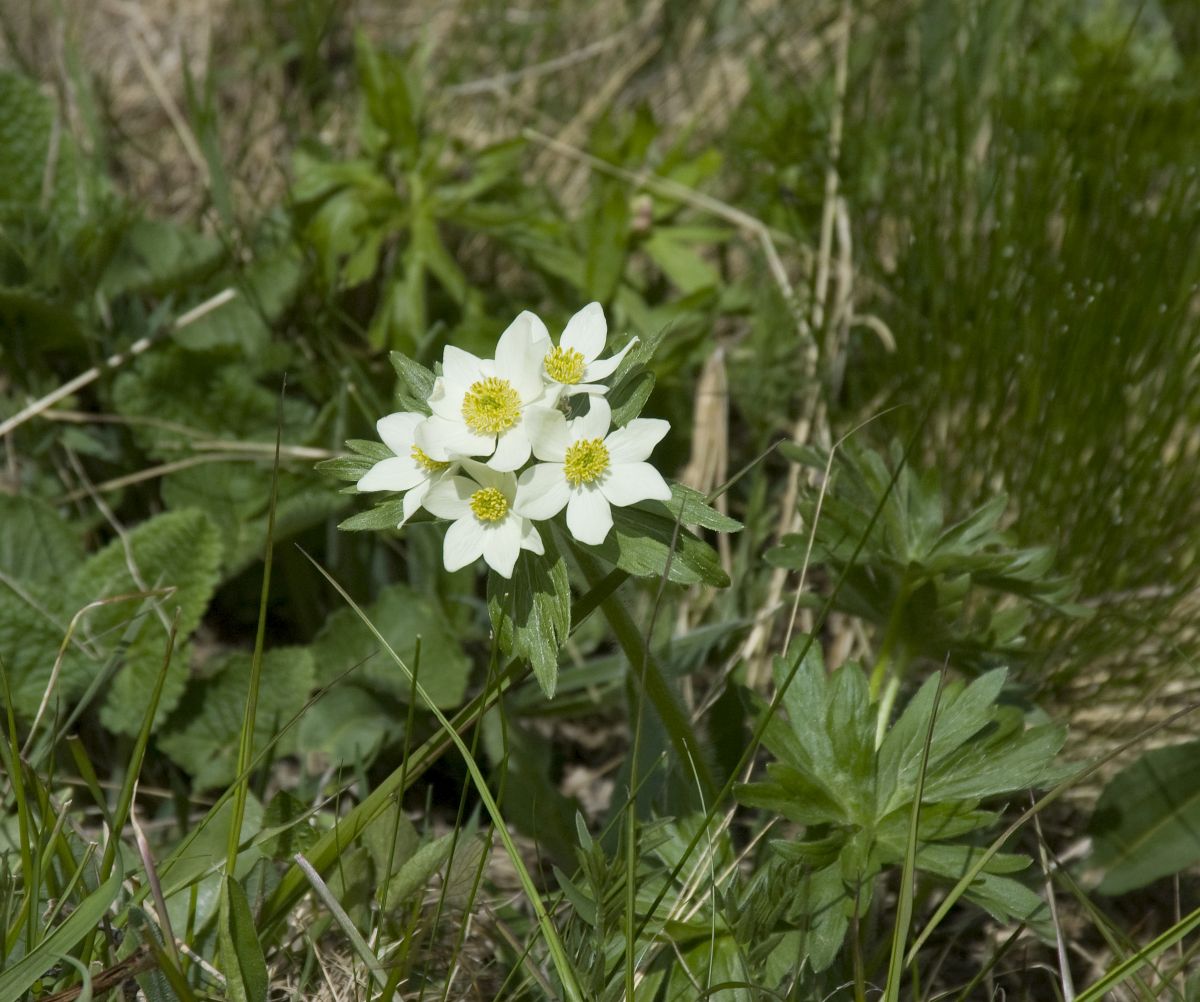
418 311 554 472
541 302 639 400
357 412 457 526
514 397 672 546
423 460 544 578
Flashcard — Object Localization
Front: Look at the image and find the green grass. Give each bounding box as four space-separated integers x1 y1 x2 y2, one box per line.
3 0 1200 999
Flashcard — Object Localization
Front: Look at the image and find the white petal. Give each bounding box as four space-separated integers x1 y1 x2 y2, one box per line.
358 455 426 493
519 517 545 555
416 416 494 461
423 476 475 520
376 412 423 454
524 407 570 462
428 377 467 420
599 462 672 507
488 427 532 472
514 464 570 520
572 396 611 442
566 487 613 546
605 418 670 463
496 310 551 400
581 336 638 381
442 345 482 389
560 302 606 361
459 459 517 496
482 520 522 578
443 517 486 572
561 382 609 397
400 479 432 525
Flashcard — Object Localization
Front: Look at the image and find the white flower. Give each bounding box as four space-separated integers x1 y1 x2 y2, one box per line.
514 396 672 545
357 412 455 525
422 460 544 578
542 302 638 398
416 311 552 472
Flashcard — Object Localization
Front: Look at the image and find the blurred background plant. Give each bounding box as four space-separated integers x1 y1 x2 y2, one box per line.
3 0 1200 998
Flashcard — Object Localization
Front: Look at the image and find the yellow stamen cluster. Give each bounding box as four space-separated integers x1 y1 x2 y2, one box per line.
544 345 586 384
411 445 450 473
461 377 521 435
470 486 509 523
563 438 610 487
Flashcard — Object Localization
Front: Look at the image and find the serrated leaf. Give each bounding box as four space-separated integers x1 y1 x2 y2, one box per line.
296 686 401 767
488 538 570 697
61 510 221 735
0 495 82 582
0 70 83 226
158 647 316 789
380 831 455 910
310 582 470 707
316 454 376 483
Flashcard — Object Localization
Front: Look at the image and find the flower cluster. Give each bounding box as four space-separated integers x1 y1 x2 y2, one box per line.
357 304 672 578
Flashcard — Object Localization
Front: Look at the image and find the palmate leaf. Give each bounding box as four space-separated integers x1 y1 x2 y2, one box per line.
736 645 1066 968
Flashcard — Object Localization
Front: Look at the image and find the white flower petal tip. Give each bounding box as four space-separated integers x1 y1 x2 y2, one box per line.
424 464 535 577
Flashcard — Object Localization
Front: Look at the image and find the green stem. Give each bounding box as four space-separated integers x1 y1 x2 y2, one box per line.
572 547 717 802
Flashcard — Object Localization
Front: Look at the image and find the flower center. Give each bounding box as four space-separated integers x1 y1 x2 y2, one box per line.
563 438 610 487
469 486 509 523
461 377 522 435
544 345 586 384
411 445 450 473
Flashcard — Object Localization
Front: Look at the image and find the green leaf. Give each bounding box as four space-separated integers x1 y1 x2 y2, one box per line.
310 582 470 707
488 538 571 697
583 179 629 301
379 831 456 910
218 875 268 1002
607 367 655 426
657 483 743 532
67 509 221 735
158 647 316 789
295 686 402 767
0 495 82 582
389 351 435 413
582 505 730 587
100 217 223 298
0 860 123 1002
1089 739 1200 894
338 499 407 531
0 70 84 225
361 799 419 902
258 791 319 861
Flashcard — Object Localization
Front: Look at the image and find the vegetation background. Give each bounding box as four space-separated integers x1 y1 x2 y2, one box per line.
2 0 1200 999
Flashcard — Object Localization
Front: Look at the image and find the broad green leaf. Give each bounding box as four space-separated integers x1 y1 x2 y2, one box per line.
1089 739 1200 894
69 510 222 734
0 495 81 583
100 217 223 297
258 791 319 861
296 686 401 767
310 582 470 707
488 538 571 697
0 70 83 226
379 831 455 910
158 647 316 789
607 367 655 426
218 876 268 1002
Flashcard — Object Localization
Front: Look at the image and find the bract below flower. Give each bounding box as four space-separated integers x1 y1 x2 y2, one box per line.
542 302 638 399
514 397 672 545
417 311 552 472
422 460 544 578
357 412 455 525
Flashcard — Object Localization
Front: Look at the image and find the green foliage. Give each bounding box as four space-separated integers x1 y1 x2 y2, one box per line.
0 508 221 733
770 442 1085 675
489 543 571 698
1088 739 1200 894
734 647 1066 973
159 647 316 789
